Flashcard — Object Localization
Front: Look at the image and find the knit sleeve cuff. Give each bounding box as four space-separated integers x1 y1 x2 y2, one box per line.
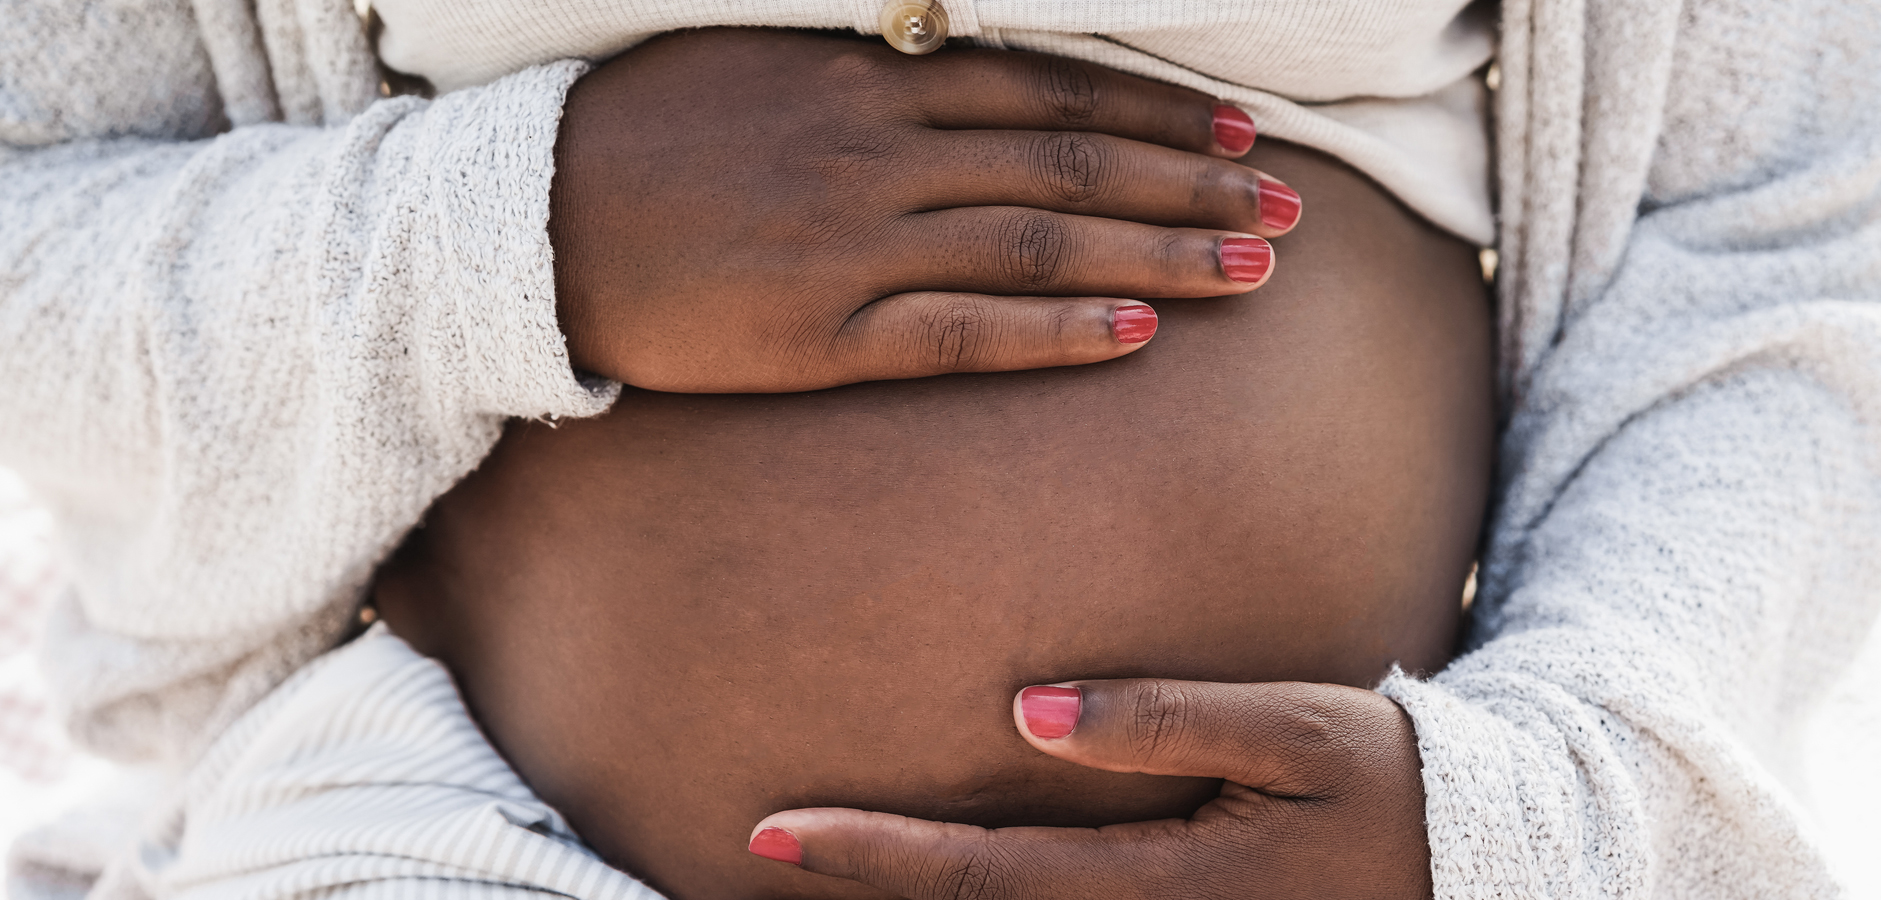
1376 668 1599 899
412 59 619 420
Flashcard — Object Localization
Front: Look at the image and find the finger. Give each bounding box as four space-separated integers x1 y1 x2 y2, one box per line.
911 49 1259 158
1012 680 1416 797
897 208 1275 298
830 294 1157 383
924 130 1303 236
747 807 1195 900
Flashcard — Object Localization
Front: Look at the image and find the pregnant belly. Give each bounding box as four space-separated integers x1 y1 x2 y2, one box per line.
374 139 1494 900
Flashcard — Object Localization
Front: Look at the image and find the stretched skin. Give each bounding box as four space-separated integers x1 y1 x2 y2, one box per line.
376 138 1496 900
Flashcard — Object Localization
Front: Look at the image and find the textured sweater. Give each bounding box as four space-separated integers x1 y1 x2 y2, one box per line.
2 0 1879 897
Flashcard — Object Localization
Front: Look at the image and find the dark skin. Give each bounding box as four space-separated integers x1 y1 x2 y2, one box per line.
548 28 1302 392
757 677 1430 900
377 58 1493 895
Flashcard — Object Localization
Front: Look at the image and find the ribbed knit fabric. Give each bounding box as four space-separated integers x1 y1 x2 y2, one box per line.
10 626 664 900
370 0 1499 245
4 0 1880 898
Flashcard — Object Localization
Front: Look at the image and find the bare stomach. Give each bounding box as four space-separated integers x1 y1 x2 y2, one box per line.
374 139 1495 900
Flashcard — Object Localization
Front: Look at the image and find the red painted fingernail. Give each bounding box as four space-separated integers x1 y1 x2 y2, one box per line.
1112 305 1157 344
749 827 803 866
1212 105 1257 156
1020 685 1082 740
1221 237 1273 284
1259 181 1302 231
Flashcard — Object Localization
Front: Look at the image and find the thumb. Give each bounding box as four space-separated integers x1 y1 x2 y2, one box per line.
1012 679 1411 798
833 293 1156 383
745 806 1185 900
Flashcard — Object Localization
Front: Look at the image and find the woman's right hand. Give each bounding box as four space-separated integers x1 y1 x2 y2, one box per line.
550 28 1302 392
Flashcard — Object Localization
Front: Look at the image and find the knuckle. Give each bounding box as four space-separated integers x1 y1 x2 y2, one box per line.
820 117 902 172
1043 303 1077 343
1035 56 1100 126
1126 681 1193 769
821 50 900 102
1263 689 1381 788
790 201 871 249
920 297 996 370
1032 132 1107 206
924 840 1005 900
996 210 1072 291
794 118 906 224
1150 227 1188 273
1193 163 1260 229
1274 696 1349 756
1280 704 1342 752
936 860 997 900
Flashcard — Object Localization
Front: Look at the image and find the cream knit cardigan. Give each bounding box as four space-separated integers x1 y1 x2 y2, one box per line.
2 0 1879 896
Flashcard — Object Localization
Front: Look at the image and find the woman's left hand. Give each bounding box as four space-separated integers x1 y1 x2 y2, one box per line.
748 679 1432 900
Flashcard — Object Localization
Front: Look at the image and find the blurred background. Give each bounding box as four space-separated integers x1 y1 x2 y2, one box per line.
0 465 1875 896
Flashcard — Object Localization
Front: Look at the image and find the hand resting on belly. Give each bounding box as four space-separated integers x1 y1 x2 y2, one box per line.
375 135 1493 900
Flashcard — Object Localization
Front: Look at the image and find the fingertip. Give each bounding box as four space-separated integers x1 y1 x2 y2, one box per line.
1220 236 1275 289
747 825 803 866
1111 304 1158 346
748 808 857 868
1016 683 1084 742
1211 104 1257 157
1258 178 1303 234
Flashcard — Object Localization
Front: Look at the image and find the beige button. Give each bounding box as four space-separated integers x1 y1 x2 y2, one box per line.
880 0 949 55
